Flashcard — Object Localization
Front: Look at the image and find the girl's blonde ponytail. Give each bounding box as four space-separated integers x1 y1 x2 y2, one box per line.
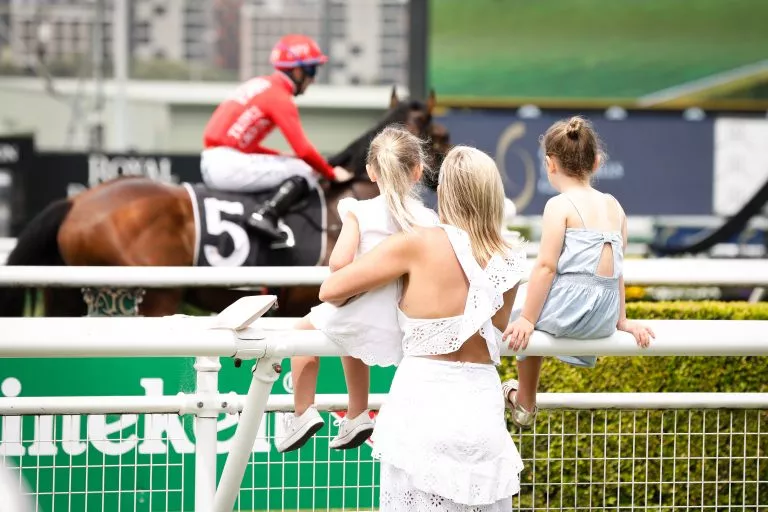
367 125 427 231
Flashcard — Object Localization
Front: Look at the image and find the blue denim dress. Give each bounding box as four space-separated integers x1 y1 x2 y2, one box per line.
516 194 623 368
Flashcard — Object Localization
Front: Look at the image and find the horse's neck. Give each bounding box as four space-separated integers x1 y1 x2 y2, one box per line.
329 109 409 175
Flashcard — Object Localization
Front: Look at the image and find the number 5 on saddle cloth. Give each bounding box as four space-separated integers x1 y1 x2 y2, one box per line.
182 182 327 269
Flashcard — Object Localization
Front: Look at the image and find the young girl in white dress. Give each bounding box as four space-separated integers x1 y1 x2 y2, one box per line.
320 145 526 511
277 125 439 453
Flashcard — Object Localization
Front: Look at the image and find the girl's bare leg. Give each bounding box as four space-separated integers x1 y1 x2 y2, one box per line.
511 356 542 411
341 356 369 418
290 315 320 415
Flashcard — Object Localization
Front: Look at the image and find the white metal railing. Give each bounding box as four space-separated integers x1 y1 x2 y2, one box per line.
3 392 766 417
0 237 654 262
0 259 767 288
0 295 766 511
0 316 767 358
2 397 766 511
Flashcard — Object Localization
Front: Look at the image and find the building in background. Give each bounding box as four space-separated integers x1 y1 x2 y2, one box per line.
4 0 409 85
7 0 216 75
214 0 242 73
0 0 11 60
8 0 108 70
239 0 408 86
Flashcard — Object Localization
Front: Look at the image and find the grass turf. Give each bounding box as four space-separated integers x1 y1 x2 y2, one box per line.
429 0 768 100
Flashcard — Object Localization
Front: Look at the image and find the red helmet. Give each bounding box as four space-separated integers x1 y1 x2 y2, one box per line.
270 34 329 70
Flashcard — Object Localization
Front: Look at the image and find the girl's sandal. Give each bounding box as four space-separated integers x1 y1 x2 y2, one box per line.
501 379 538 429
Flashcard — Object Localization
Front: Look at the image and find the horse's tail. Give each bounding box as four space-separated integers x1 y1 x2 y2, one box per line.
0 198 72 316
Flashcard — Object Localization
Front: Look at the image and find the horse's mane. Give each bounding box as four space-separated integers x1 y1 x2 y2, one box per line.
327 101 425 176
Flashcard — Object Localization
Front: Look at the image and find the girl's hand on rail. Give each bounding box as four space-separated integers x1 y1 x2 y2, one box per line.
617 319 654 348
503 316 535 352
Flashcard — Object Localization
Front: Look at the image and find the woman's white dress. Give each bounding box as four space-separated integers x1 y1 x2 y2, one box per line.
373 224 526 511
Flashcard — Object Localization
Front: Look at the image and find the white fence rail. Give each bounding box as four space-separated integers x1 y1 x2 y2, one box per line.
0 316 767 358
1 259 768 288
1 296 766 511
2 392 768 417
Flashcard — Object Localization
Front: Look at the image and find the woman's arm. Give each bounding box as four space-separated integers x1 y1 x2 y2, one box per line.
319 231 416 304
519 198 567 324
328 213 360 272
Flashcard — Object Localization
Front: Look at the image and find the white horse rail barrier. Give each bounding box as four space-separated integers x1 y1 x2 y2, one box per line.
0 295 767 511
3 391 766 511
1 237 764 263
0 258 767 287
0 316 767 358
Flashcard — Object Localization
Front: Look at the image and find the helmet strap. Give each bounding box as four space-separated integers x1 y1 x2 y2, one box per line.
279 68 304 97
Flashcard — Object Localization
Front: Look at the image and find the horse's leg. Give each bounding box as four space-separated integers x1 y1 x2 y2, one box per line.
43 288 87 317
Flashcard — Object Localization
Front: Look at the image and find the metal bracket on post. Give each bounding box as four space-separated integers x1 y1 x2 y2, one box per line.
209 295 278 368
213 356 282 512
81 287 146 316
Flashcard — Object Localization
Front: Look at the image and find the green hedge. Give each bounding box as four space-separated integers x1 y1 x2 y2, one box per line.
499 301 768 394
499 301 768 510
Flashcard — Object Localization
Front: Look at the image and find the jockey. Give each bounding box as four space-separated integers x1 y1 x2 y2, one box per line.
201 34 353 241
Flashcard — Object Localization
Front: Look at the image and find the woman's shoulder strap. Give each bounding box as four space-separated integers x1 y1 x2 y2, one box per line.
435 224 482 277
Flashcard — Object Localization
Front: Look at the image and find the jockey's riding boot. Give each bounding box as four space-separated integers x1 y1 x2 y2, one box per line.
247 176 310 242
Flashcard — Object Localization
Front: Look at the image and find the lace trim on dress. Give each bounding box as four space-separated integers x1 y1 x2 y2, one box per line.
379 463 515 511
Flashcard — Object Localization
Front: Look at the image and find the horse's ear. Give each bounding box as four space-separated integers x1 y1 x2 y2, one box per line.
426 89 436 115
390 86 399 109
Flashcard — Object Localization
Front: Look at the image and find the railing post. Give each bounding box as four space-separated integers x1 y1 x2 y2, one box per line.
194 356 222 512
214 356 282 512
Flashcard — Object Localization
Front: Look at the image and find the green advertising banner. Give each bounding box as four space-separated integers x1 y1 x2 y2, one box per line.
429 0 768 109
0 357 396 511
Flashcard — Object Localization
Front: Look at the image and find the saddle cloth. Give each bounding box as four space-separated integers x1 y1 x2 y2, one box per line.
182 182 327 268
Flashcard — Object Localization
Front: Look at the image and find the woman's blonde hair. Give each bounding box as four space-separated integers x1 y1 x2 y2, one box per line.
367 124 426 231
437 145 512 265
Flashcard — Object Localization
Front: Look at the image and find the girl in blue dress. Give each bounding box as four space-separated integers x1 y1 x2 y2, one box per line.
502 116 655 428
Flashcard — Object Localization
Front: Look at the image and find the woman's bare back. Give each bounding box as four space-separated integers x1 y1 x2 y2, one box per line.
399 227 518 364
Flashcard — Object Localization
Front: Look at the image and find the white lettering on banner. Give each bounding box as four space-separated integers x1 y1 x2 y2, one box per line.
88 414 140 456
28 416 57 456
61 416 86 456
595 160 625 180
536 146 624 195
87 154 177 188
137 379 195 455
215 410 270 454
0 376 274 457
0 378 23 456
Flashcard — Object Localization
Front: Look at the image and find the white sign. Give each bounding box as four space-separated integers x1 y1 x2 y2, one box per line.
713 118 768 216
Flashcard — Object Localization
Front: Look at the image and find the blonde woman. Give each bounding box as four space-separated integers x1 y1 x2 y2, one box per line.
320 146 525 511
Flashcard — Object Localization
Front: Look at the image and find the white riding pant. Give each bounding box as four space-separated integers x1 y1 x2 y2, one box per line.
200 147 318 193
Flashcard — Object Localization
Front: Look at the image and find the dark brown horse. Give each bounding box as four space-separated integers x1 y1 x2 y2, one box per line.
0 90 450 318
